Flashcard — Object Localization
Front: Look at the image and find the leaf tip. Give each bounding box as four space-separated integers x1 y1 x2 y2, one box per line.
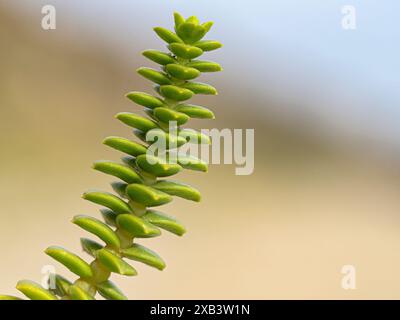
71 215 80 225
44 246 53 256
114 112 123 120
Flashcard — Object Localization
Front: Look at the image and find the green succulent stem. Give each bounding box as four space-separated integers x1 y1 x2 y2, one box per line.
0 12 222 300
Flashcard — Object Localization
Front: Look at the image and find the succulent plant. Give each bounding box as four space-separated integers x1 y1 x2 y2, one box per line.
0 12 222 300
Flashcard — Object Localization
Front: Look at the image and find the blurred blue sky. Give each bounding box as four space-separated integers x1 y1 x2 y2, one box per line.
5 0 400 151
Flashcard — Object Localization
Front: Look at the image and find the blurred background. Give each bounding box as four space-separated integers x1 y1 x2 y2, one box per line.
1 0 400 299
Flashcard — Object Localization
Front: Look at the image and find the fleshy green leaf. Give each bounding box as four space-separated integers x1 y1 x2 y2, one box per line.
116 214 161 238
186 60 222 72
116 112 159 131
144 108 158 122
48 274 72 297
182 82 217 95
140 128 187 148
111 181 128 198
202 21 214 33
176 21 207 43
194 40 223 51
179 128 211 144
73 215 120 248
186 16 200 25
175 103 215 119
122 243 165 270
93 160 142 184
137 67 171 85
142 210 186 236
68 285 95 300
125 91 166 109
45 246 93 279
173 12 185 29
152 180 201 202
80 238 103 257
0 295 23 300
165 64 200 80
83 191 131 214
121 156 159 182
153 107 189 126
103 136 147 157
159 85 193 101
16 280 57 300
100 208 118 227
125 183 172 207
136 154 182 178
168 43 203 59
153 27 183 44
132 130 148 144
96 248 137 276
176 154 208 172
120 156 137 169
142 50 176 65
97 280 127 300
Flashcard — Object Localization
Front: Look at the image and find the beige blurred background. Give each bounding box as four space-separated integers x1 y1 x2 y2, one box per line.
1 1 400 299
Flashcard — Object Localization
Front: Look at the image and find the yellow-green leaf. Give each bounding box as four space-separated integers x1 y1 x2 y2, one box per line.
111 181 128 199
194 40 222 51
165 64 200 80
126 183 172 207
186 60 222 72
116 213 161 238
153 27 183 44
142 210 186 236
16 280 57 300
185 16 199 25
96 248 137 276
176 154 208 172
202 21 214 33
103 136 147 157
80 238 103 258
153 107 189 125
122 243 165 270
159 85 193 101
139 128 187 147
116 112 159 131
179 128 211 144
73 215 120 247
176 21 206 43
173 12 185 29
0 295 23 300
45 246 93 278
49 274 72 297
93 160 142 184
137 67 171 85
68 285 95 300
142 50 175 65
168 43 203 59
100 208 118 227
125 91 166 109
182 81 217 95
97 280 127 300
153 180 201 202
83 191 131 214
175 103 215 119
136 154 182 178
